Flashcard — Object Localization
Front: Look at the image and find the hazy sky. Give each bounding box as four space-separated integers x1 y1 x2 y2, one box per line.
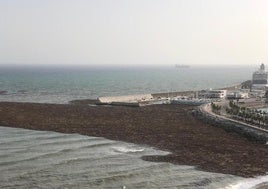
0 0 268 66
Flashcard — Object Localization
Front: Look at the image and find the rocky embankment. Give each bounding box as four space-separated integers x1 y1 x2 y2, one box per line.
194 105 268 143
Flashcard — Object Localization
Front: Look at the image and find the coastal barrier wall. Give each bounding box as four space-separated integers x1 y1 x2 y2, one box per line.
152 91 196 99
193 105 268 142
98 94 153 103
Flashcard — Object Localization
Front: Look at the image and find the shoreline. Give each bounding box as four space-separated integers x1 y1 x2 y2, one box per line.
0 101 267 178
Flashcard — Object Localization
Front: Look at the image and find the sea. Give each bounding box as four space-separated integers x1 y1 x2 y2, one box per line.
0 64 256 104
0 64 267 189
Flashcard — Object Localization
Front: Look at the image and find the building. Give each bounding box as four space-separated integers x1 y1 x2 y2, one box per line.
98 94 153 103
252 63 268 90
226 91 249 99
199 89 227 98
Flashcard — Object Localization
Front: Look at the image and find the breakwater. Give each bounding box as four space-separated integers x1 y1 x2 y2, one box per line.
193 104 268 143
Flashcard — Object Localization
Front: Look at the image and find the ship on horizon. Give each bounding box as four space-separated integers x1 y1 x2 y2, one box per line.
175 64 190 68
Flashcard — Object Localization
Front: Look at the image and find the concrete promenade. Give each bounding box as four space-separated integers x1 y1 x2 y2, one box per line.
199 103 268 141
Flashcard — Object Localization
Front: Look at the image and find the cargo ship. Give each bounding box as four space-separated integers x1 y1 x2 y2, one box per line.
175 64 190 68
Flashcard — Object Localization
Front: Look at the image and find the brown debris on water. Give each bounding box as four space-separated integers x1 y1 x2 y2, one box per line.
0 102 267 178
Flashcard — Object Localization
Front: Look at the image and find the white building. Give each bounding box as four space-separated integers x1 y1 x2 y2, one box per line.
226 91 249 99
252 63 268 90
98 94 153 103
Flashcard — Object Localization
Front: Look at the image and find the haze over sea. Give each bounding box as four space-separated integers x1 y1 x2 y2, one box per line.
0 64 255 104
0 64 267 188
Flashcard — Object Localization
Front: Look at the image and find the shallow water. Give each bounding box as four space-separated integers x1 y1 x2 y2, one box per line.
0 126 246 189
223 175 268 189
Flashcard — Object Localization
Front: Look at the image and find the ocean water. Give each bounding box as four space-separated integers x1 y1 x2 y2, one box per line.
0 65 254 103
1 126 268 189
0 126 257 189
0 65 267 188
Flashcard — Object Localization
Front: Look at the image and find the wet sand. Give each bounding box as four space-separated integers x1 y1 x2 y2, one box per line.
0 102 267 178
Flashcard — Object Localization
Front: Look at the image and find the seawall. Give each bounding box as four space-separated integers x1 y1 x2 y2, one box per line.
193 105 268 143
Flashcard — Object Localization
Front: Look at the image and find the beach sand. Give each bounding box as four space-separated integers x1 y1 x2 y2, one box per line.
0 102 267 178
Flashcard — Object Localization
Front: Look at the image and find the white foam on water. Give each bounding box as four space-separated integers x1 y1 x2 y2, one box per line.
222 175 268 189
0 126 252 188
112 146 145 153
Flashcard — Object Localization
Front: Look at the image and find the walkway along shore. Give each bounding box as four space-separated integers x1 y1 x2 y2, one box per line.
195 103 268 142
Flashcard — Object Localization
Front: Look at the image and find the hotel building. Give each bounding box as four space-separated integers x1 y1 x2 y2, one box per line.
252 63 268 90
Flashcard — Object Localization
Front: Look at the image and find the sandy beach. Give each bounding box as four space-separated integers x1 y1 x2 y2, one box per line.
0 101 267 178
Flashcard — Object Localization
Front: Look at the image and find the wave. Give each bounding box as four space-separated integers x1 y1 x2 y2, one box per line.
0 90 8 95
17 90 28 93
79 141 118 149
223 175 268 189
0 127 247 188
0 148 75 167
112 146 144 153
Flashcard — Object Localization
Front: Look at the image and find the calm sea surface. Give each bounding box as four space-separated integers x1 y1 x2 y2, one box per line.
0 65 254 103
0 65 267 188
